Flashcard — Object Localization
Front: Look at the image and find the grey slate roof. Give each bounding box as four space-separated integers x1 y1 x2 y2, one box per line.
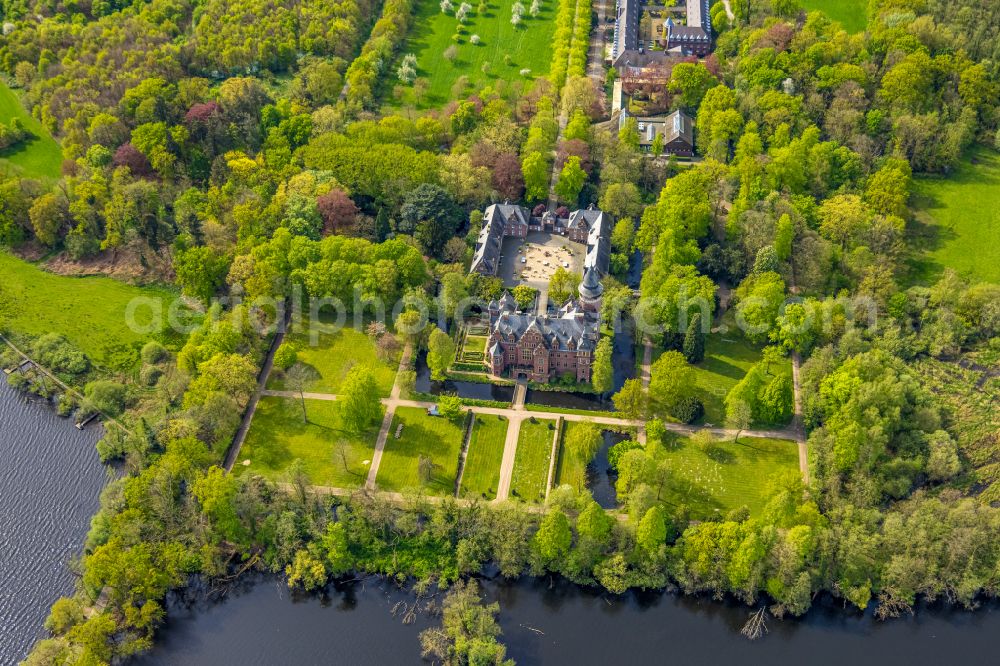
470 203 532 275
493 310 599 352
567 207 611 276
612 0 639 61
579 266 605 300
664 109 694 147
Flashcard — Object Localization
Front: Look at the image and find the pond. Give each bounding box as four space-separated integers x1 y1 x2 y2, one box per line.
586 430 629 509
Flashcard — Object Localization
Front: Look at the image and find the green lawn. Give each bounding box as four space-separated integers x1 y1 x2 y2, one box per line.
509 417 556 502
689 332 790 427
656 435 800 519
236 397 380 488
0 251 189 370
525 404 616 418
554 420 590 490
0 80 62 181
376 406 466 495
393 0 556 108
459 413 509 499
800 0 867 33
908 147 1000 285
268 323 399 397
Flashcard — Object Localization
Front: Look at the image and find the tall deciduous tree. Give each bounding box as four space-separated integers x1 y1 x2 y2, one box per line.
648 351 695 413
591 337 614 394
555 155 586 204
340 365 381 433
612 379 647 420
427 326 456 380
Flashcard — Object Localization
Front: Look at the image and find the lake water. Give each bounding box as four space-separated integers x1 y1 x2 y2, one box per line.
0 381 105 663
138 575 1000 665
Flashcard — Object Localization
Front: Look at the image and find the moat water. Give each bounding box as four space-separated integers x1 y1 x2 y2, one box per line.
0 381 105 664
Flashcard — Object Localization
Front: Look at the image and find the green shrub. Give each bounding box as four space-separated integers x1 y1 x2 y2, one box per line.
84 380 127 416
139 364 163 386
56 393 77 417
140 340 168 365
32 333 90 375
671 396 704 424
6 372 29 391
274 342 298 371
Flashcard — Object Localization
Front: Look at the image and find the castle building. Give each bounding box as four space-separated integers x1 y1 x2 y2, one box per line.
486 290 602 383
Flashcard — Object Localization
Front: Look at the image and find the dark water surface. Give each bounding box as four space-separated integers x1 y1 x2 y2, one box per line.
138 575 1000 666
0 381 105 664
586 430 627 509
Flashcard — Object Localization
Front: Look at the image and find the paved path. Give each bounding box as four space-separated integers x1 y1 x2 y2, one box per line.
512 381 527 410
263 390 337 401
224 315 287 471
641 338 653 388
536 288 549 315
588 0 611 114
791 352 808 483
364 343 413 490
495 413 526 500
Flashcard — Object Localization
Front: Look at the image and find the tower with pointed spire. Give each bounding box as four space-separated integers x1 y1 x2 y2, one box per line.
578 266 604 313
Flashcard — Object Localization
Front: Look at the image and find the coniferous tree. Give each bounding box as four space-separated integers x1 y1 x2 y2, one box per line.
683 312 706 363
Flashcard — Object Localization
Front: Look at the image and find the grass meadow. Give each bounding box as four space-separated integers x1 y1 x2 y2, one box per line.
657 434 800 519
800 0 867 33
0 251 189 370
0 80 62 181
375 406 466 495
267 324 399 396
236 397 380 487
554 420 590 491
391 0 556 108
509 417 556 502
688 329 792 427
459 413 509 499
908 147 1000 286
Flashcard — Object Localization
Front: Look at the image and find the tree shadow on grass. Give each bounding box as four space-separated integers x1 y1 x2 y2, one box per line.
699 356 750 382
705 445 736 464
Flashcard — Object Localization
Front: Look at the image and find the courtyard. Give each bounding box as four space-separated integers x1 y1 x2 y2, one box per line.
499 231 584 289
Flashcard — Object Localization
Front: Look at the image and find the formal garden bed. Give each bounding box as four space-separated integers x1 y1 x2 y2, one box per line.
509 417 557 502
458 413 509 499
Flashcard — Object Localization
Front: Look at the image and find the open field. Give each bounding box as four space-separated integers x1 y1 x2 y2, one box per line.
393 0 556 108
908 148 1000 285
510 417 556 502
801 0 867 33
0 81 62 181
375 406 466 495
656 435 800 519
554 420 589 490
268 324 399 396
236 397 379 487
0 251 188 370
459 413 509 499
689 331 791 427
912 352 1000 503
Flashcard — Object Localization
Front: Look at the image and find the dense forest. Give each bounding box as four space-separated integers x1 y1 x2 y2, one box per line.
1 0 999 661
